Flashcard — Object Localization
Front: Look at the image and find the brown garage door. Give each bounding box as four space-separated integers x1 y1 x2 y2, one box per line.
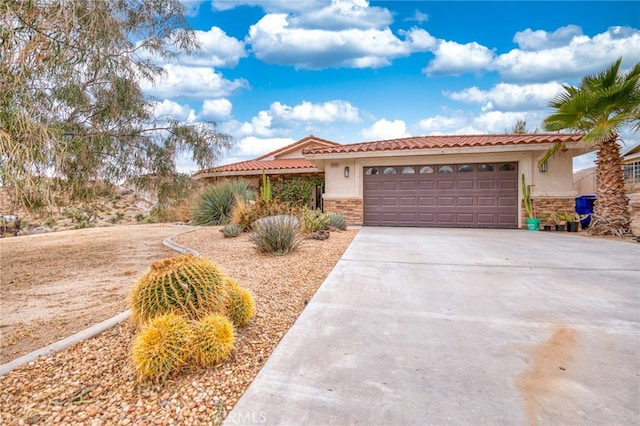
363 163 518 228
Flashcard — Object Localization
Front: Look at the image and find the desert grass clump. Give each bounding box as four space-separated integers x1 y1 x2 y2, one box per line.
222 223 243 238
131 313 192 382
130 254 228 324
250 215 304 255
325 212 347 230
192 179 255 226
190 314 236 367
223 278 255 327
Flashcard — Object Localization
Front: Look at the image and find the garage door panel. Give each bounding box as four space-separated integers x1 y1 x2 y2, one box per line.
418 181 436 190
418 197 435 206
363 162 518 228
457 180 475 190
457 196 474 207
478 197 495 206
478 180 496 190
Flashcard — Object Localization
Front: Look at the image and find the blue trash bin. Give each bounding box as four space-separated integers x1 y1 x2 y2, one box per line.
575 195 596 229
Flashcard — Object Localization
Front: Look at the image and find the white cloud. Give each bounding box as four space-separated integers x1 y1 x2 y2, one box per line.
235 136 296 158
141 64 248 99
179 0 203 17
152 99 196 122
290 0 393 30
361 119 410 140
270 100 361 123
472 111 529 134
444 82 564 111
200 98 233 121
423 40 495 76
179 27 246 68
417 115 470 134
405 9 428 23
235 111 275 137
513 25 583 51
247 13 434 69
494 26 640 82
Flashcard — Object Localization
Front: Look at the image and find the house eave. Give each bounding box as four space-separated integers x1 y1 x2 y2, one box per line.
304 142 591 163
194 167 322 180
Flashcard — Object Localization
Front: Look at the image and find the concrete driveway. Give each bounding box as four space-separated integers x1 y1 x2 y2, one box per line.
226 228 640 425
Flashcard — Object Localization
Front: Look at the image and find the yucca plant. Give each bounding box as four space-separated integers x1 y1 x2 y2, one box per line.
190 314 235 367
250 215 305 255
130 313 192 382
192 179 255 226
129 254 228 324
223 278 255 327
325 212 347 230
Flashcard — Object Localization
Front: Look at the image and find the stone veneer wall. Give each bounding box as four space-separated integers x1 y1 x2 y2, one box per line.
522 197 575 228
324 198 363 226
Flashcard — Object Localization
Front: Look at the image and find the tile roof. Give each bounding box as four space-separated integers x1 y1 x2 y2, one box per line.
302 133 585 155
199 158 318 174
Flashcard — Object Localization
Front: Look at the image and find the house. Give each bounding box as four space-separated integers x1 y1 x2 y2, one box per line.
193 136 340 187
193 136 340 209
303 133 589 229
622 142 640 184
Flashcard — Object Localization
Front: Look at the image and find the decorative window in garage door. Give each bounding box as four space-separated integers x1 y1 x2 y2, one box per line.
363 162 518 228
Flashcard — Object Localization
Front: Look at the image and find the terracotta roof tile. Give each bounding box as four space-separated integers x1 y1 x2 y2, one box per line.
199 158 318 174
303 133 585 155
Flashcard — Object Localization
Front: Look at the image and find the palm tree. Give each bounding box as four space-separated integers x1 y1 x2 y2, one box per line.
542 58 640 236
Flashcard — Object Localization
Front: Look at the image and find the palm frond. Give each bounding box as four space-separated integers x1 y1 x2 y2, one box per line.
537 142 567 167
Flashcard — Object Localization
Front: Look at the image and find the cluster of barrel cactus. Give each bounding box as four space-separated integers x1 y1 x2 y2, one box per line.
129 254 255 381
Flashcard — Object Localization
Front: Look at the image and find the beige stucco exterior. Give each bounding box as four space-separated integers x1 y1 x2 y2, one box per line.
307 143 586 228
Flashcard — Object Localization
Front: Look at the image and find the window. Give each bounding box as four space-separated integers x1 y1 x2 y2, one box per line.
479 164 494 172
419 166 434 174
401 166 415 174
499 163 516 171
365 167 379 175
438 165 453 173
458 164 473 172
383 167 397 175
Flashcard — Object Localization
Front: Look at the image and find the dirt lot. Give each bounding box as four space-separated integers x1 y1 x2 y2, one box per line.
0 224 195 364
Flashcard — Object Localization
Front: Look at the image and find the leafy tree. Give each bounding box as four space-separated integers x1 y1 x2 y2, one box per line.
511 119 529 134
541 58 640 236
0 0 231 213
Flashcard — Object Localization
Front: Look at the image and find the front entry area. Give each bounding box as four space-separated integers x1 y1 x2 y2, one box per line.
363 162 518 228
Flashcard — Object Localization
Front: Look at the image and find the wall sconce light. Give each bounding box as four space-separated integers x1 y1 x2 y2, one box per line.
344 166 350 177
539 161 548 173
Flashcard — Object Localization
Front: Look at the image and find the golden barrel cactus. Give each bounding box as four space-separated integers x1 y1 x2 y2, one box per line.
223 277 255 327
130 313 192 382
130 254 228 324
190 314 236 367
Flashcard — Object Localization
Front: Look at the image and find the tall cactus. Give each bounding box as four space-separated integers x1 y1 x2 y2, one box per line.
130 254 228 324
260 171 272 202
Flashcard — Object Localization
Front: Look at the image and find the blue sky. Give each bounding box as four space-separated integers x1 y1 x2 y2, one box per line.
140 1 640 172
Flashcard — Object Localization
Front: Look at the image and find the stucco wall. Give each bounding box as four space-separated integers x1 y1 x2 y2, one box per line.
321 149 581 227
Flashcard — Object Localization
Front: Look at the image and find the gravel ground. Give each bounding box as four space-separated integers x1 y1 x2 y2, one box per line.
0 226 357 425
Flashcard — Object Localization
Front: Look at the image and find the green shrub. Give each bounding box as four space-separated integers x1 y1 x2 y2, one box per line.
273 178 323 207
222 223 243 238
302 209 328 233
250 215 304 255
232 199 301 231
325 213 347 230
192 180 255 226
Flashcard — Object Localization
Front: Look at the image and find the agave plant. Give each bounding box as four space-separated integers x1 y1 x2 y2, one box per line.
192 179 255 226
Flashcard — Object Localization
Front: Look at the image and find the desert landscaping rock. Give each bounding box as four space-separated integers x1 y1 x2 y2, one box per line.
0 226 357 424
